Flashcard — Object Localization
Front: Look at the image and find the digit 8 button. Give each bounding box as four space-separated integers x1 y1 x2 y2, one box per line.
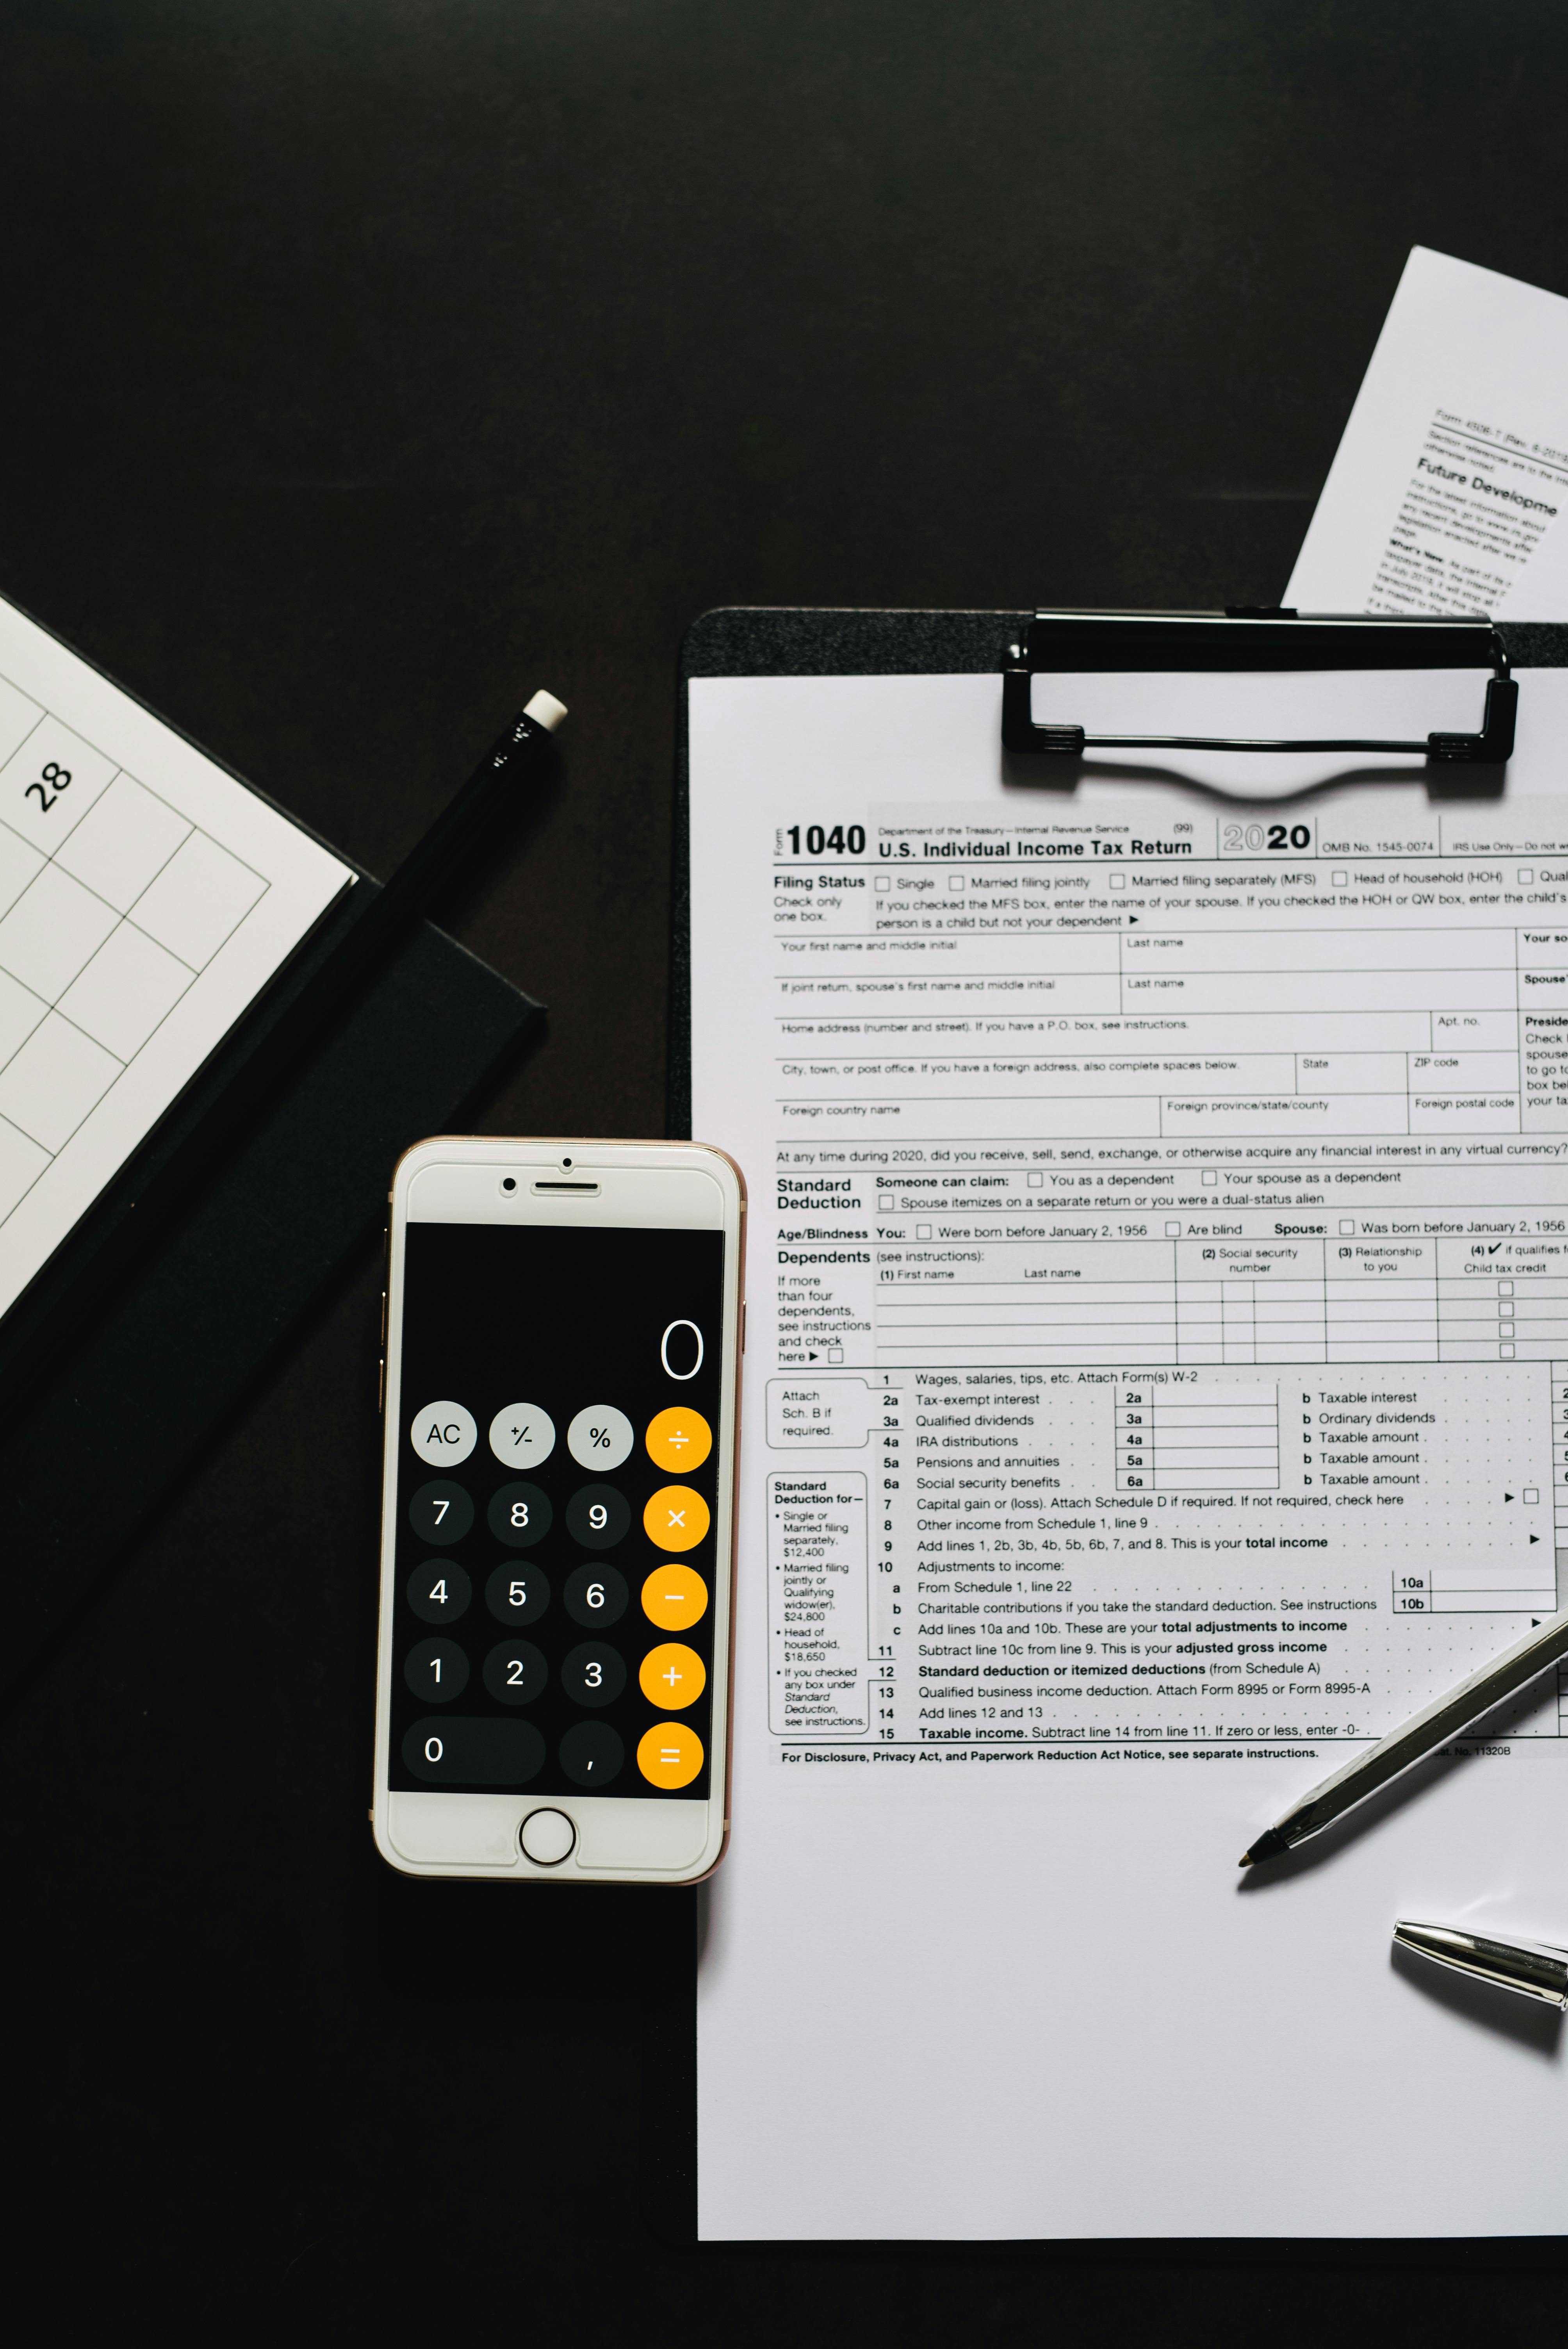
643 1485 709 1552
644 1406 712 1473
641 1563 707 1631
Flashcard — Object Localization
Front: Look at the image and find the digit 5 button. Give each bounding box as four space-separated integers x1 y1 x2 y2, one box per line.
643 1484 709 1552
638 1642 706 1708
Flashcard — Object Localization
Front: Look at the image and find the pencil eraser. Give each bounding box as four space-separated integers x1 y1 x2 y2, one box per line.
524 689 568 733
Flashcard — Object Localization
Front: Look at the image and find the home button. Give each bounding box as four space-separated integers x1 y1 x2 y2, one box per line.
519 1807 576 1866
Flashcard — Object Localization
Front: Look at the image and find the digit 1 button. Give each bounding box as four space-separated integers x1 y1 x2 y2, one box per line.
645 1406 712 1472
643 1484 709 1552
637 1722 704 1790
488 1402 555 1468
487 1481 552 1547
410 1401 477 1466
640 1563 708 1631
567 1405 634 1470
407 1560 472 1624
638 1643 706 1709
408 1480 474 1545
404 1637 469 1703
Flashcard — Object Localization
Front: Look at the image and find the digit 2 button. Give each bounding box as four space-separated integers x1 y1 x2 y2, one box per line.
408 1480 474 1545
487 1481 552 1547
483 1640 547 1705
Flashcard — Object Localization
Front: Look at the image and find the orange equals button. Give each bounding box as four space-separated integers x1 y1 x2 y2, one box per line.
638 1720 703 1788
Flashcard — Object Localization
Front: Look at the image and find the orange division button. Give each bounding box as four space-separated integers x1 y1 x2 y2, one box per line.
643 1483 710 1552
639 1642 707 1708
637 1721 704 1789
641 1562 709 1631
645 1406 712 1473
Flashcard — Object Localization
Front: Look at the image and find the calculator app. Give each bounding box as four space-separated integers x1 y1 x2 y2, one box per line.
388 1221 726 1801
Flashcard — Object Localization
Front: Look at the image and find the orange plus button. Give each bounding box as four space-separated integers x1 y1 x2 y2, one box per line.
637 1720 704 1789
644 1483 709 1552
641 1563 709 1631
639 1642 706 1708
645 1406 712 1473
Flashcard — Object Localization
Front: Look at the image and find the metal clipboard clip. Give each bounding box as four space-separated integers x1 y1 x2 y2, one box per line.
1001 609 1517 775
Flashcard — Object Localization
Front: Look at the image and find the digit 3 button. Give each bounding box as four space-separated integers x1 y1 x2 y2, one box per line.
640 1562 707 1631
487 1480 552 1547
637 1722 704 1790
409 1401 476 1467
403 1636 469 1704
644 1406 712 1473
638 1643 706 1709
643 1485 709 1552
560 1641 627 1708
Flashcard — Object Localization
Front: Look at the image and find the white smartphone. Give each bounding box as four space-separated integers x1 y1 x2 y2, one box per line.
371 1137 745 1884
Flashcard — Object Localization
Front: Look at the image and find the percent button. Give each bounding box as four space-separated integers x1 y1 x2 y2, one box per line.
567 1405 633 1470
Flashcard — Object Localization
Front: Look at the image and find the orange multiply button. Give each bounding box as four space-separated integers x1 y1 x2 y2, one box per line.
643 1484 709 1552
637 1721 703 1789
645 1406 712 1473
641 1563 709 1630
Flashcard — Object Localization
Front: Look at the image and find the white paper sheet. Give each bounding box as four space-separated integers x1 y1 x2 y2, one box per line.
691 665 1568 2240
0 592 352 1317
1286 247 1568 619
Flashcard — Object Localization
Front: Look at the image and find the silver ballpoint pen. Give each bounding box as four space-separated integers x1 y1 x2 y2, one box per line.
1238 1603 1568 1866
1394 1921 1568 2010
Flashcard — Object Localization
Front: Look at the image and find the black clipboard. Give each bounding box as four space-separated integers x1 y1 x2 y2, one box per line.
657 602 1568 2247
0 634 544 1694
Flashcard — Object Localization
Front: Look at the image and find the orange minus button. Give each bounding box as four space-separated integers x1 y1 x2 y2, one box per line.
641 1563 709 1631
637 1721 704 1789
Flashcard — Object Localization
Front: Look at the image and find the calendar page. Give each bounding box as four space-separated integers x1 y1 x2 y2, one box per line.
0 591 353 1320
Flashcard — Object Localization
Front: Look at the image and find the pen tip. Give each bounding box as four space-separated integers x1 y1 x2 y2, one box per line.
1238 1853 1254 1868
1239 1827 1290 1868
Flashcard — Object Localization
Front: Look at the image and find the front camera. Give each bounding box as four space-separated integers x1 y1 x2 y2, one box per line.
561 1156 573 1167
501 1176 517 1193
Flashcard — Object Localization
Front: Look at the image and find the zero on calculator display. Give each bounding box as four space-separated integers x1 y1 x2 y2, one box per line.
388 1221 725 1802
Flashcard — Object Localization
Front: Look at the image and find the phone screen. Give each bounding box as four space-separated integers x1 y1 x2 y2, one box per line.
388 1220 725 1803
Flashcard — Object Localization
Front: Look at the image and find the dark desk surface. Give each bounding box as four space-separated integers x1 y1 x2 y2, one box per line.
5 1 1568 2330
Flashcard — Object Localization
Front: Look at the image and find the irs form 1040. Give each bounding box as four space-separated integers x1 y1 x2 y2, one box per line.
690 650 1568 2244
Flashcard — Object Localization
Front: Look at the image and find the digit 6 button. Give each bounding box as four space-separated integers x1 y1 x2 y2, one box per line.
638 1643 706 1708
560 1641 627 1708
643 1484 709 1552
487 1480 552 1547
